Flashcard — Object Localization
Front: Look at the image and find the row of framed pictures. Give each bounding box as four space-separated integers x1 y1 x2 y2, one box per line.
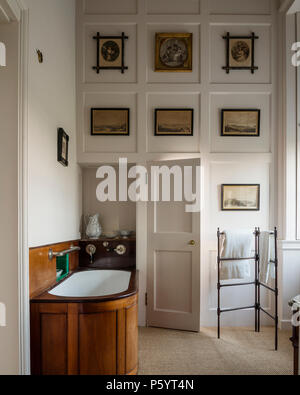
91 108 261 137
93 32 259 74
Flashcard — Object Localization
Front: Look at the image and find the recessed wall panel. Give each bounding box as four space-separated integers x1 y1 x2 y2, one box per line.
210 93 271 153
147 0 201 15
209 0 271 15
155 251 192 313
84 24 137 84
210 25 271 84
147 93 200 153
84 93 137 153
84 0 137 15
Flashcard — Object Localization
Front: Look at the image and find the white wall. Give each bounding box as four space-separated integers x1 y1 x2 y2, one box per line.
76 0 278 327
0 20 20 375
27 0 81 247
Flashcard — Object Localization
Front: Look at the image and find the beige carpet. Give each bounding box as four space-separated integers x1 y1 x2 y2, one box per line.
138 327 293 375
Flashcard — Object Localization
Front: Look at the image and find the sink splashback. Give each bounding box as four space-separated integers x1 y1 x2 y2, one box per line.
79 238 136 270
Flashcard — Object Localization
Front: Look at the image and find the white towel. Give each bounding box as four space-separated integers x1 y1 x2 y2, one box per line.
220 230 253 280
259 231 275 285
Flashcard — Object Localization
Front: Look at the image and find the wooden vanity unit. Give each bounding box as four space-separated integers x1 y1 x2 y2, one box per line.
30 239 138 376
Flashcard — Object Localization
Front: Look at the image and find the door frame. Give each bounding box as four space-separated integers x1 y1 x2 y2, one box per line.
146 159 201 332
16 1 30 375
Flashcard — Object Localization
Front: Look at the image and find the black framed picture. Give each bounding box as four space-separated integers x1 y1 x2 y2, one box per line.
92 32 129 74
221 109 260 137
155 109 194 136
91 108 130 136
57 128 69 167
221 184 260 211
222 32 259 74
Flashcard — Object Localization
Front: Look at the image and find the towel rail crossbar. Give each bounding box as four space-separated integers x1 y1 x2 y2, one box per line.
48 246 81 261
220 305 255 314
260 282 277 293
219 257 256 262
217 227 279 351
260 307 276 321
220 282 255 288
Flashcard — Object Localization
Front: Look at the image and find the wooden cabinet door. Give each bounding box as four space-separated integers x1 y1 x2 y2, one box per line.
79 311 117 375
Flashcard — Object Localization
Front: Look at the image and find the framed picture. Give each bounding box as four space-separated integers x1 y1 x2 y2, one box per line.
91 108 130 136
221 109 260 137
221 184 260 211
155 109 194 136
57 128 69 167
92 32 128 74
155 33 193 72
222 32 259 74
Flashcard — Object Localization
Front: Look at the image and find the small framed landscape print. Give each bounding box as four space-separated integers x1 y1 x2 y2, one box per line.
155 109 194 136
222 32 259 74
221 109 260 137
91 108 130 136
155 33 193 72
221 184 260 211
57 128 69 167
92 32 128 74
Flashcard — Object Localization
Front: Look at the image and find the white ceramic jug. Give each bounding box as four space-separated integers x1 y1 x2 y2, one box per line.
86 214 102 239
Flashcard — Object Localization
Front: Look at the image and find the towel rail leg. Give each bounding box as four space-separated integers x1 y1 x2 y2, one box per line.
274 227 278 351
217 228 221 339
255 228 258 333
257 228 261 333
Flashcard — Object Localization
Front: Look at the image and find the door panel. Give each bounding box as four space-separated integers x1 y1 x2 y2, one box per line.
147 159 200 332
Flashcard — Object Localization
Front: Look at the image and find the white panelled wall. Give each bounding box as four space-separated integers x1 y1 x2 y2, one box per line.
76 0 280 327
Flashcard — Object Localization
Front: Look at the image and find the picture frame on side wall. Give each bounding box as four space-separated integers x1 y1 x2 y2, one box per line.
221 184 260 211
155 33 193 72
57 128 69 167
91 108 130 136
221 109 260 137
155 109 194 136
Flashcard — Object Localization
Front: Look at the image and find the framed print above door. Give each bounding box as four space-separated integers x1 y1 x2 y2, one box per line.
221 109 260 137
155 109 194 136
91 108 130 136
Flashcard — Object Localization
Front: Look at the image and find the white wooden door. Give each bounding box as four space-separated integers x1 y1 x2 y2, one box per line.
147 159 200 332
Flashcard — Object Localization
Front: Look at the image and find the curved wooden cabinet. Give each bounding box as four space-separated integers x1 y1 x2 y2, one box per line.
30 294 138 375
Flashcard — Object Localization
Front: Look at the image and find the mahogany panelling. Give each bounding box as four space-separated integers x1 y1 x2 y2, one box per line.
41 313 67 375
29 240 79 298
79 312 117 375
30 294 139 376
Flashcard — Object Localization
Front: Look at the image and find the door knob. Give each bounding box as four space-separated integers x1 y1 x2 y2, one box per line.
189 240 196 246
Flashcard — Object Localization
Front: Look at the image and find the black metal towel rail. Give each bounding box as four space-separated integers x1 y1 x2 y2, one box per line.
217 227 279 351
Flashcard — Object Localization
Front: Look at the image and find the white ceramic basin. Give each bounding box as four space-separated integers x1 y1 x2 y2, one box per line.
49 270 131 298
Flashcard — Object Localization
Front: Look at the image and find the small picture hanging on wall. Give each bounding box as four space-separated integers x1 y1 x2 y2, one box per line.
155 109 194 136
221 109 260 137
221 184 260 211
92 32 128 74
57 128 69 167
91 108 130 136
222 32 259 74
155 33 193 72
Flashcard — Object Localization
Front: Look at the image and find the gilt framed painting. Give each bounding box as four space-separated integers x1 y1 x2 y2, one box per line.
57 128 69 167
155 33 193 72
